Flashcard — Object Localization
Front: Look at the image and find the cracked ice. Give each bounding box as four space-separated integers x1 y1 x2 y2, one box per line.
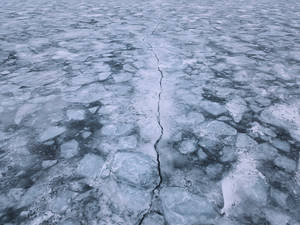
1 0 300 224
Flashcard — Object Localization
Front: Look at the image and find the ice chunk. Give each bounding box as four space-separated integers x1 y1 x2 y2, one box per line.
271 139 290 153
103 181 151 222
198 137 222 153
111 151 159 189
177 138 198 154
160 187 218 225
270 187 288 208
200 101 227 116
255 97 271 107
64 83 109 103
76 153 104 179
39 126 66 142
68 181 89 193
198 120 237 138
0 194 11 211
15 103 38 124
42 160 57 168
272 63 293 81
206 163 223 179
260 101 300 142
254 143 278 161
98 72 111 81
66 109 85 121
82 131 91 139
236 133 257 151
226 97 248 123
20 184 48 207
113 72 132 83
186 111 205 123
197 148 208 161
175 111 205 126
8 188 25 202
60 140 79 158
93 61 111 70
265 209 291 225
123 64 136 73
69 74 97 86
249 121 277 139
88 106 98 114
117 135 138 149
217 116 231 121
48 192 72 213
1 70 10 75
290 51 300 61
101 123 135 136
220 146 237 162
100 124 118 136
274 156 296 173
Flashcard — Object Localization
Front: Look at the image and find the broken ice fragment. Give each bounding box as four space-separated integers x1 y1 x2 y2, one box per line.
200 101 227 116
111 151 159 189
42 160 57 168
177 138 198 154
271 139 290 153
274 156 297 173
39 126 66 142
226 97 248 123
60 140 79 158
260 101 300 142
76 153 104 179
160 187 218 225
66 109 85 121
15 103 38 124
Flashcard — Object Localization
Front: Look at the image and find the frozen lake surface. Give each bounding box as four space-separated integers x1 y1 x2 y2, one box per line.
1 0 300 224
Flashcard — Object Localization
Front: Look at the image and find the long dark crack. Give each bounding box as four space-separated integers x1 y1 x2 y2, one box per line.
153 49 164 189
138 46 164 225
